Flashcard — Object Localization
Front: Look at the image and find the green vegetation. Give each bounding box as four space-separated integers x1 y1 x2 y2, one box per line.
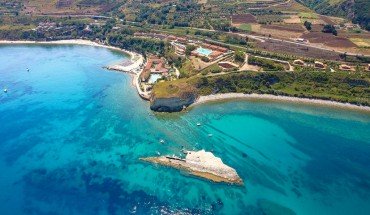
322 24 338 36
353 0 370 30
234 50 245 63
154 71 370 106
237 24 251 32
304 21 312 31
248 56 285 71
178 59 196 78
201 63 223 75
0 0 368 110
185 45 196 56
299 12 318 19
299 0 370 30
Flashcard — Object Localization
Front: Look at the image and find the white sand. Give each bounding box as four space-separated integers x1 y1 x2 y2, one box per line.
0 39 144 72
1 39 132 57
192 93 370 112
0 39 148 98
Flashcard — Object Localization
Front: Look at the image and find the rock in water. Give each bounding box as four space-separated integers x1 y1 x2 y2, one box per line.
141 150 243 185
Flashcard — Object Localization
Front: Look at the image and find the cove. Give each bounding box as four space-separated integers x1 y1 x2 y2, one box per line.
0 44 370 215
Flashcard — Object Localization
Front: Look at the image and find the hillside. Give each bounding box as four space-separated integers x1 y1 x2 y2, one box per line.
298 0 369 30
21 0 125 15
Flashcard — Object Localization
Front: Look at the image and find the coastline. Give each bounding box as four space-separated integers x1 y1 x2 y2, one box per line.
2 40 368 111
191 93 370 112
0 39 137 59
0 39 148 99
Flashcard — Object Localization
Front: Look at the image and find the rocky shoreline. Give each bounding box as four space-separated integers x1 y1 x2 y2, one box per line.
150 93 197 112
141 150 243 185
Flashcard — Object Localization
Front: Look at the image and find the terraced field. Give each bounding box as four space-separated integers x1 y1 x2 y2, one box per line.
23 0 125 15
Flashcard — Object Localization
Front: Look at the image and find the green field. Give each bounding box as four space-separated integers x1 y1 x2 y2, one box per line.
237 24 251 31
298 12 318 19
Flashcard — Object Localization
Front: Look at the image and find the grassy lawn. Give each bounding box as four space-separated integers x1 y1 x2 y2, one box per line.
200 63 223 75
298 12 318 19
152 78 195 98
238 24 251 32
179 59 197 77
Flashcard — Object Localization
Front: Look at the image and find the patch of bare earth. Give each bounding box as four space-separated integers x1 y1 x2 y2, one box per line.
257 25 303 39
284 15 301 24
232 14 257 24
56 0 74 8
319 15 335 25
255 39 344 61
302 32 356 48
265 24 305 33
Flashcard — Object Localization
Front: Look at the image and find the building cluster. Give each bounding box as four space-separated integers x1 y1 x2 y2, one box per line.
140 56 170 83
190 44 228 61
134 32 231 62
293 59 370 72
172 42 186 56
293 59 327 69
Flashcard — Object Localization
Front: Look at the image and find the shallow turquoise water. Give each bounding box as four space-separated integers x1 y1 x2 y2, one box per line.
0 45 370 215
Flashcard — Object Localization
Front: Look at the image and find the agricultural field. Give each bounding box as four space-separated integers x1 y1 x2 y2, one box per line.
254 39 347 61
349 38 370 48
22 0 125 15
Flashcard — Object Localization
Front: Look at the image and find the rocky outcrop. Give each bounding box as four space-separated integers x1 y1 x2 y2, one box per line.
150 92 197 112
141 150 243 185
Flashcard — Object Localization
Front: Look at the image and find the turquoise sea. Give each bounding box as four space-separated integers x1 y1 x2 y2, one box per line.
0 45 370 215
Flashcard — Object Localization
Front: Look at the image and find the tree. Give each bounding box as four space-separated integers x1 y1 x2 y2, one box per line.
304 21 312 31
322 24 337 36
185 45 196 56
234 50 245 63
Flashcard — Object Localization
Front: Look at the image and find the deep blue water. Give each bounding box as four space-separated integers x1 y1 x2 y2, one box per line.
0 44 370 215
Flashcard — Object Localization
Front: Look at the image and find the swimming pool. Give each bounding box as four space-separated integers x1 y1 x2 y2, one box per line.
148 74 162 84
195 47 213 56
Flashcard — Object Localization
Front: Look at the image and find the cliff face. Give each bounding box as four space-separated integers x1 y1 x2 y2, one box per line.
150 92 197 112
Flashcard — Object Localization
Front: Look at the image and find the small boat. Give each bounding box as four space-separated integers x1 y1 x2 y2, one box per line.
3 88 7 93
208 134 213 137
159 139 165 144
196 123 201 126
27 68 30 72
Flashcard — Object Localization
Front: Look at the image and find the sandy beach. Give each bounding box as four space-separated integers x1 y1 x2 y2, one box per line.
0 39 135 57
0 39 148 99
192 93 370 112
0 39 144 71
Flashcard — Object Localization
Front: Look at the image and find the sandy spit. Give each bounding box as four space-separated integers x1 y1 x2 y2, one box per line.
191 93 370 112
